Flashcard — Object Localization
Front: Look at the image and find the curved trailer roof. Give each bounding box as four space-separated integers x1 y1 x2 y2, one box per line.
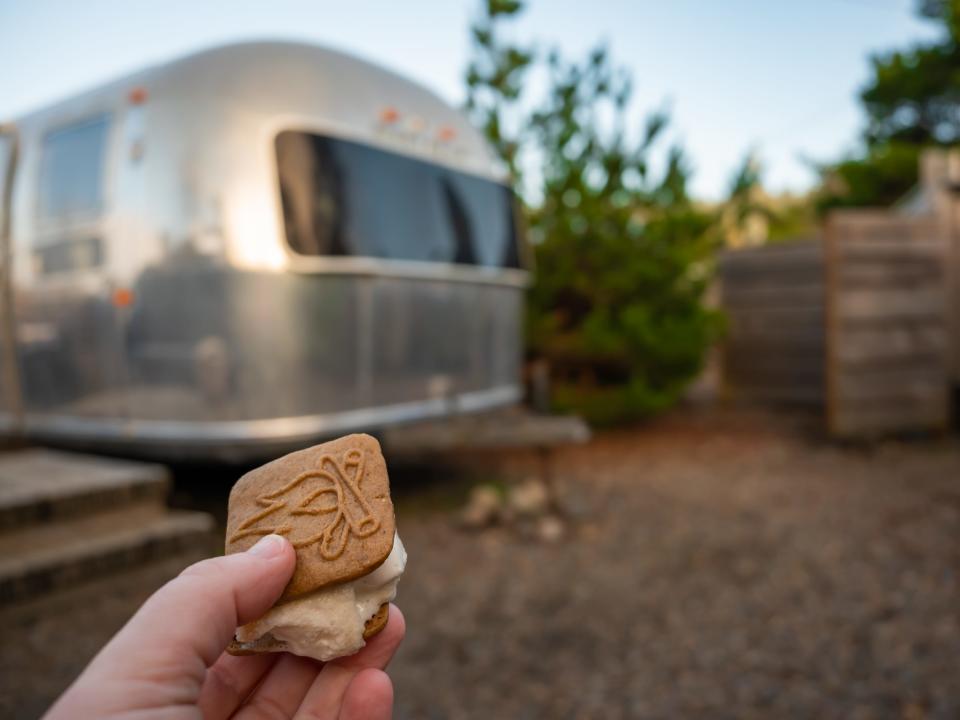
13 40 503 181
7 41 512 278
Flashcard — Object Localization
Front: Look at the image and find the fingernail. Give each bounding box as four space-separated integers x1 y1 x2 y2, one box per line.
247 534 286 558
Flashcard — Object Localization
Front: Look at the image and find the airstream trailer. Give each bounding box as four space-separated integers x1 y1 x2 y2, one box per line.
0 41 528 460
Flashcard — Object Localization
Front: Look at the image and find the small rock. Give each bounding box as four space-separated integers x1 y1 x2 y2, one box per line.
513 517 539 540
537 514 566 543
459 485 502 530
557 484 593 520
507 477 551 517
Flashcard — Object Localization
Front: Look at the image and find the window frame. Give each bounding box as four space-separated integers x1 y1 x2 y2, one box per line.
270 125 529 288
32 112 114 278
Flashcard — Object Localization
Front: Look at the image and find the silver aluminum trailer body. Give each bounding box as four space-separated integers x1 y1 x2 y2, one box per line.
0 41 527 460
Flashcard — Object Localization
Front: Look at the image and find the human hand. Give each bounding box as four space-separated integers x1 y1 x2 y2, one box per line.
45 534 405 719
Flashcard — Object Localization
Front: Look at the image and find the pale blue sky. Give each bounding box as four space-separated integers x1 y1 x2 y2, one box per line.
0 0 940 199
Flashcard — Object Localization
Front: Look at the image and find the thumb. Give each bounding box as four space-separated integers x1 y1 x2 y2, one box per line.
45 536 296 719
103 534 296 669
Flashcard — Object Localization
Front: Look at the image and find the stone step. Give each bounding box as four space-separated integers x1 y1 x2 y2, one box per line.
0 506 215 605
0 449 169 533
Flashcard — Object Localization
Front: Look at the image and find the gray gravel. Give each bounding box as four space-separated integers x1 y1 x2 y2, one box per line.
0 551 212 719
2 408 958 719
391 410 960 719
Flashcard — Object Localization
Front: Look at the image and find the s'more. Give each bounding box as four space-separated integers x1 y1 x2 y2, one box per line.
224 434 406 661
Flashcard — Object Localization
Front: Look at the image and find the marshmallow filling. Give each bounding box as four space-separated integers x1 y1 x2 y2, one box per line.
235 532 406 661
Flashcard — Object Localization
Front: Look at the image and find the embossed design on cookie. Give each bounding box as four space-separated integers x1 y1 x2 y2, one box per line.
230 448 381 560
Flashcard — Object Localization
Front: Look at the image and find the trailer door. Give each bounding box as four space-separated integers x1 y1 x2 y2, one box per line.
0 124 23 432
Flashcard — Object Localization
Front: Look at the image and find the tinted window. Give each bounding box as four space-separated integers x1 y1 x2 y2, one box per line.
276 131 521 268
33 237 103 275
38 115 109 222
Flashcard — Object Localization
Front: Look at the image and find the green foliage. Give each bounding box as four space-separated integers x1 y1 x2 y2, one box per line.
719 153 816 246
863 45 960 146
766 201 818 244
817 143 921 212
727 153 764 207
466 2 721 425
820 0 958 208
464 1 533 181
863 0 960 145
721 153 773 245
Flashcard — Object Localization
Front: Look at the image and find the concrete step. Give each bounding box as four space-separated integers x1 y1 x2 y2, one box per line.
0 448 217 608
0 449 169 533
0 505 215 605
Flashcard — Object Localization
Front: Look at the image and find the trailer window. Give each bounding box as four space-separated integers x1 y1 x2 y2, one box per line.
33 237 103 275
276 131 522 268
0 137 9 236
37 115 109 222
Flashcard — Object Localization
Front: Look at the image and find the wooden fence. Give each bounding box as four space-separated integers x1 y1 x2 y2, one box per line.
824 211 949 438
719 215 951 438
718 241 825 406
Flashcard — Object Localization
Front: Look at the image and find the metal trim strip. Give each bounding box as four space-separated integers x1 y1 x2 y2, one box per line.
283 256 531 287
12 385 523 447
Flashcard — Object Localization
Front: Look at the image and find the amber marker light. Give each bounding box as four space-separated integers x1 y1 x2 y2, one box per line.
379 106 400 124
112 288 135 308
128 86 148 105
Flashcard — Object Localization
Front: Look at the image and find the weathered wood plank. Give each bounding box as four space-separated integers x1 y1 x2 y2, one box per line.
833 326 946 364
725 345 824 365
837 316 942 333
726 328 824 348
726 306 826 326
832 374 946 403
727 385 824 406
724 340 824 361
836 288 944 320
825 211 949 438
838 259 941 285
722 284 824 308
719 259 824 277
720 242 823 264
720 244 823 279
719 240 826 408
725 361 824 385
835 240 943 262
827 211 939 244
721 268 821 283
728 313 824 331
831 402 949 437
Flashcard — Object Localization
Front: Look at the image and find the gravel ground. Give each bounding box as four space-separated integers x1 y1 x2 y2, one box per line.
0 551 212 719
391 409 960 719
3 408 959 719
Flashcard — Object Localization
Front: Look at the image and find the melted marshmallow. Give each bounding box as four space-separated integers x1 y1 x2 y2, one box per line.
235 533 406 661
